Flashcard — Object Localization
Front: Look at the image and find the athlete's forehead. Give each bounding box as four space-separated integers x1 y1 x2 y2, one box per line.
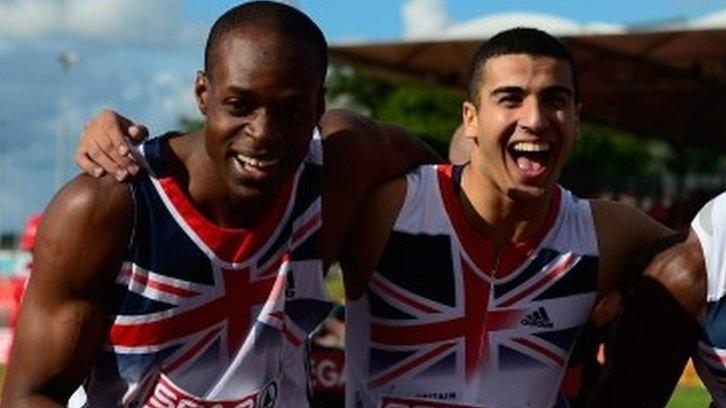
207 26 325 87
208 31 322 95
480 54 574 97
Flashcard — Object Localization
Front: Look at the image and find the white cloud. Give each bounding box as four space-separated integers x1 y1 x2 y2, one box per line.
0 0 200 49
154 70 180 88
690 8 726 28
401 7 626 41
400 2 625 40
402 0 448 39
146 69 199 125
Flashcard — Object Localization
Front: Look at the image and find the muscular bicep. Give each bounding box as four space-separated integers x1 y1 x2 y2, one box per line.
2 176 133 406
339 177 407 300
641 228 706 316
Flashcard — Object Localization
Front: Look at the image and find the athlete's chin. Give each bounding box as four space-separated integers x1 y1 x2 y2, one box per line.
504 168 559 202
219 175 271 203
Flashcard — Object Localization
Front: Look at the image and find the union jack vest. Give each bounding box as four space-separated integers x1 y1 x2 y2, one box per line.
346 164 599 408
70 131 330 408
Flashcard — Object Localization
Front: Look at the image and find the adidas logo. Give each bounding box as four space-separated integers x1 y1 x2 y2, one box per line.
521 307 554 328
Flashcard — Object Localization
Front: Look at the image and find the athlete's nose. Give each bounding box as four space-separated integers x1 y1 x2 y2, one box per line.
518 97 550 134
246 107 283 146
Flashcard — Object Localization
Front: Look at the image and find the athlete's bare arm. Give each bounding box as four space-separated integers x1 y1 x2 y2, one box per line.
588 201 705 408
319 110 438 267
339 177 407 299
641 229 706 315
1 176 133 407
73 108 440 268
589 199 675 299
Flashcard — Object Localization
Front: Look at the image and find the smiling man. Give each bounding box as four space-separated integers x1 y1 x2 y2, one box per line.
1 2 435 407
64 23 700 407
338 28 695 408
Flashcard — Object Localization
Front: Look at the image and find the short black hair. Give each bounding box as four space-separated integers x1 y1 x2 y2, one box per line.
467 27 579 106
204 1 328 83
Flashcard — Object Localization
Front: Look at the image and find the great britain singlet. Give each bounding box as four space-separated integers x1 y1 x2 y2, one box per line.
346 164 599 408
70 132 331 407
692 192 726 407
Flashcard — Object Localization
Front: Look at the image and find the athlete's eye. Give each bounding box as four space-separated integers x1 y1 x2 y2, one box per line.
225 98 255 116
544 94 568 109
498 94 522 107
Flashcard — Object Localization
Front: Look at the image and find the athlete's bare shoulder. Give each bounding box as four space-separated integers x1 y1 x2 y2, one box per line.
34 174 134 291
2 174 133 405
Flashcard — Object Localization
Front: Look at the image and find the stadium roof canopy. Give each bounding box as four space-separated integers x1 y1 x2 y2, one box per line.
330 11 726 151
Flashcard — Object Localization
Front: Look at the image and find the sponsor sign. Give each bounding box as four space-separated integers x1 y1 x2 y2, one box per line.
310 347 345 393
144 374 277 408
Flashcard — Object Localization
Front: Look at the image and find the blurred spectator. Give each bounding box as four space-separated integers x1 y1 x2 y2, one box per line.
3 213 41 363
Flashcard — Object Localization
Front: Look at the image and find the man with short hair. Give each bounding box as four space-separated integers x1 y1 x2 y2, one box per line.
2 2 434 407
338 28 700 408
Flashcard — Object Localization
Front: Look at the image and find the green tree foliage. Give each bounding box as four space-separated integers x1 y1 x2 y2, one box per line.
562 122 670 194
327 66 460 156
178 116 204 133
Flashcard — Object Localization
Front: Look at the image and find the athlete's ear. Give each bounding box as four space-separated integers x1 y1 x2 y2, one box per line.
462 100 479 144
195 70 210 117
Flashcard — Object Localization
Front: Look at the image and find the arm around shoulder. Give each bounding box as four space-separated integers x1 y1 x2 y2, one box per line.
339 177 407 300
1 176 134 407
590 199 674 295
321 109 440 188
320 109 439 265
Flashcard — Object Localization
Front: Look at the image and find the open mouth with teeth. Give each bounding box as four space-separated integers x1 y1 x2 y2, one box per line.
230 152 282 183
507 141 554 182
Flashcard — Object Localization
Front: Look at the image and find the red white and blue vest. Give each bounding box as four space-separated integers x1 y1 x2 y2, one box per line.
70 132 330 407
346 164 599 408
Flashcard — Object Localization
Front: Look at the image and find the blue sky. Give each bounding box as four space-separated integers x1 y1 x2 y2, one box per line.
0 0 724 233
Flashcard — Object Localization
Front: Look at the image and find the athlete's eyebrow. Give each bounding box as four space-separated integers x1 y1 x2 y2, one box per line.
542 86 573 97
490 86 573 97
490 86 523 96
223 85 254 95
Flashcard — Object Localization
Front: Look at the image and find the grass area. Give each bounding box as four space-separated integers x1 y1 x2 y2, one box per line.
325 264 346 304
667 386 711 407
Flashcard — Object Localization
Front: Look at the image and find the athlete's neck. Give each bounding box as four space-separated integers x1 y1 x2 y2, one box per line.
459 164 554 248
169 132 281 229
